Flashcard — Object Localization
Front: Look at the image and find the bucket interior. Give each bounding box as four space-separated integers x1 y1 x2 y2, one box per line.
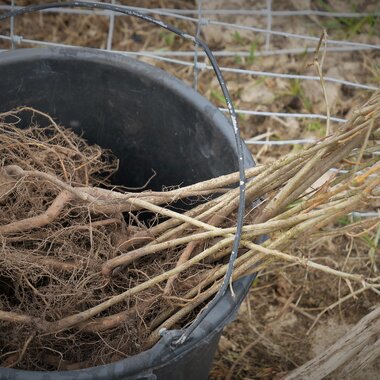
0 48 249 190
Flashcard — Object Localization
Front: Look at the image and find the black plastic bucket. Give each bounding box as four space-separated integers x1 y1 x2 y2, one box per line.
0 47 255 380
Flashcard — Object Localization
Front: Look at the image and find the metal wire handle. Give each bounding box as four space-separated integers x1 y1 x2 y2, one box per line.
0 1 247 346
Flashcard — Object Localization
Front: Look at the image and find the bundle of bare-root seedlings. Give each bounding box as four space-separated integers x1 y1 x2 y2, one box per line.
0 93 379 371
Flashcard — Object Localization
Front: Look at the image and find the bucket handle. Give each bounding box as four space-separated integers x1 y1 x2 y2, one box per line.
0 1 247 346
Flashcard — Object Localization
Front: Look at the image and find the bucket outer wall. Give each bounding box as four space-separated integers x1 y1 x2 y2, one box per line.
0 47 256 380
